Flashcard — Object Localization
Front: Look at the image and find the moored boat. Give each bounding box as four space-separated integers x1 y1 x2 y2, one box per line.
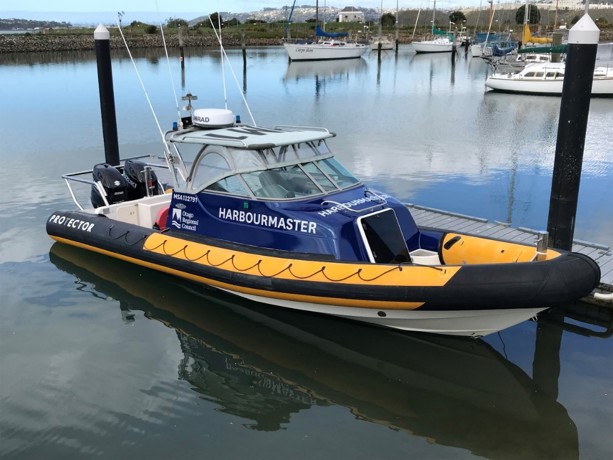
412 37 453 54
284 39 369 61
283 1 368 61
47 101 601 337
411 0 454 54
485 61 613 96
370 36 394 51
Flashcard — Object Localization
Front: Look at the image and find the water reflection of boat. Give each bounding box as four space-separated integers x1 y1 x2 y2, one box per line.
283 58 368 82
50 243 579 458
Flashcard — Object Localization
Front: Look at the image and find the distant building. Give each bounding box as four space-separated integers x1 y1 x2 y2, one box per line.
338 7 364 23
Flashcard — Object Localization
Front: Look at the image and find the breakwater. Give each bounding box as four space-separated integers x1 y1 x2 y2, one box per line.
3 30 613 54
0 33 282 54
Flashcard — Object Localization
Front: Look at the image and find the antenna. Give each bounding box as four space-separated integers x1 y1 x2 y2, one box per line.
115 14 179 189
155 0 181 123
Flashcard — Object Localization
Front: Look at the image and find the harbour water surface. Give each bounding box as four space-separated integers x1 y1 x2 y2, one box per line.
1 46 612 459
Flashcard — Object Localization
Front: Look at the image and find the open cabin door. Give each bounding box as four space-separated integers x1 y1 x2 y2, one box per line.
358 209 411 264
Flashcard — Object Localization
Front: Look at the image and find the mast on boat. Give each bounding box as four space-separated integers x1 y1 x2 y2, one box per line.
431 0 436 35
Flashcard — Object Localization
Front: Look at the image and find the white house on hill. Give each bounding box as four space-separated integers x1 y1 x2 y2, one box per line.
338 7 364 23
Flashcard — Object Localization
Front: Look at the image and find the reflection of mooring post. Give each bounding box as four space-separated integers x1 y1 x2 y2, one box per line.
94 24 120 166
533 310 564 400
546 14 600 250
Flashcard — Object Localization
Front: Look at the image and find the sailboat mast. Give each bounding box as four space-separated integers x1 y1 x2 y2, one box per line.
432 0 436 35
379 0 383 36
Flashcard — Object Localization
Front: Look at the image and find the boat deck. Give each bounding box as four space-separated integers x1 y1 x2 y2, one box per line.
408 204 613 297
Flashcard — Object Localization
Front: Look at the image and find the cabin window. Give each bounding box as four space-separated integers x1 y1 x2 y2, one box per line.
190 152 230 191
302 162 337 191
316 158 360 188
242 165 320 199
314 139 332 155
205 175 250 196
232 149 267 171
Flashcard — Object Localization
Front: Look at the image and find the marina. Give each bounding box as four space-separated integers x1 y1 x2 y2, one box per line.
1 36 612 458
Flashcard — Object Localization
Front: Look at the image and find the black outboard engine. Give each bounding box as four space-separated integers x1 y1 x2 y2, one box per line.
124 159 161 200
91 163 129 208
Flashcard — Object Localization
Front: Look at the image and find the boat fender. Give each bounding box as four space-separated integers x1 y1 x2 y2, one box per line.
154 206 170 231
593 291 613 302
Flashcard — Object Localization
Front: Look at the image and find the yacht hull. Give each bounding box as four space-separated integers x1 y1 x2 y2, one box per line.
284 42 369 61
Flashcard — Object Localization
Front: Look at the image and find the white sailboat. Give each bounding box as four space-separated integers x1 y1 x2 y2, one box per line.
370 0 395 50
412 0 454 54
412 37 453 54
283 0 369 61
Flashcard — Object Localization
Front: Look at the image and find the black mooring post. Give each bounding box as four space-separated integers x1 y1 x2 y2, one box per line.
547 14 600 251
94 24 120 167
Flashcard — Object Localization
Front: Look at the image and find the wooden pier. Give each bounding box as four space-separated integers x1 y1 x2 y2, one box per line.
408 204 613 303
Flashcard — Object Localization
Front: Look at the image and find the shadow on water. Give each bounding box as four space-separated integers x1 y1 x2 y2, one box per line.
49 243 580 459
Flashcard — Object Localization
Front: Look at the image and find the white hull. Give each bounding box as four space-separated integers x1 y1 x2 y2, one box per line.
284 42 369 61
470 43 483 57
224 289 546 337
412 38 453 54
371 38 394 51
485 63 613 96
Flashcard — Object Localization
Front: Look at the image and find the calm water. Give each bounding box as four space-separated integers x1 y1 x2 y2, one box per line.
1 46 612 459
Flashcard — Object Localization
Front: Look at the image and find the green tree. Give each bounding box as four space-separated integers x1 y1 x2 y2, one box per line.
209 12 223 29
166 17 188 28
515 5 540 25
381 13 396 27
449 11 466 24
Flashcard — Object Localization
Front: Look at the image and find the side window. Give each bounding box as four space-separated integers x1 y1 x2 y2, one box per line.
190 152 230 191
206 175 250 196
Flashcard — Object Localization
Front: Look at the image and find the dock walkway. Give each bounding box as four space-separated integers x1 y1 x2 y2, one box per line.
408 204 613 298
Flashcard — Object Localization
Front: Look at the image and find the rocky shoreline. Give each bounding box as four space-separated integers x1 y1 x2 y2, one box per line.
2 30 612 54
0 34 283 54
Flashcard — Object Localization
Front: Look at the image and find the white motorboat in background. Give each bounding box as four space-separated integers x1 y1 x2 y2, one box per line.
485 61 613 96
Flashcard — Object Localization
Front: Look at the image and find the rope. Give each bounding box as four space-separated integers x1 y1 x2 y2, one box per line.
143 237 408 283
155 0 181 121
